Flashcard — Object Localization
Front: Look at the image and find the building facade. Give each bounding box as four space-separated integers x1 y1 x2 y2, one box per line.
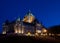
2 11 46 35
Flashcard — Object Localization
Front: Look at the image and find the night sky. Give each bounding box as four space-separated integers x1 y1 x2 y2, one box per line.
0 0 60 33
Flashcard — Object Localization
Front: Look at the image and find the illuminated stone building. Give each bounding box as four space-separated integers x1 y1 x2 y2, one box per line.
2 11 46 35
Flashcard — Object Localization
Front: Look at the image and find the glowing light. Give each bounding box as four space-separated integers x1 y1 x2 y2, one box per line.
45 33 47 36
15 30 17 33
21 26 24 34
2 31 6 34
27 32 31 36
24 32 31 36
52 34 54 36
35 33 39 36
21 30 24 34
44 30 47 32
57 34 60 36
41 33 43 35
49 33 51 36
42 29 47 33
18 30 21 33
23 13 35 23
36 30 41 33
28 15 35 23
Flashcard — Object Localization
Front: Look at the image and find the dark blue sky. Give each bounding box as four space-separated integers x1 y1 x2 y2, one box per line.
0 0 60 33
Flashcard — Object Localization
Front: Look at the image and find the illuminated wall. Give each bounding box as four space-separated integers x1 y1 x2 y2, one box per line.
2 11 46 34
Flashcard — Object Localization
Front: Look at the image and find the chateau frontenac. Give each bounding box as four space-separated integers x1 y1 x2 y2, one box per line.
2 11 47 35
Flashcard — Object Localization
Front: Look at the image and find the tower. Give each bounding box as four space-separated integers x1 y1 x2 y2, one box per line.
14 17 22 33
23 10 35 23
2 20 9 34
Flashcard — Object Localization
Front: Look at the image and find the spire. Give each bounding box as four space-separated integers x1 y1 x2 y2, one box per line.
29 10 31 13
27 10 34 17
